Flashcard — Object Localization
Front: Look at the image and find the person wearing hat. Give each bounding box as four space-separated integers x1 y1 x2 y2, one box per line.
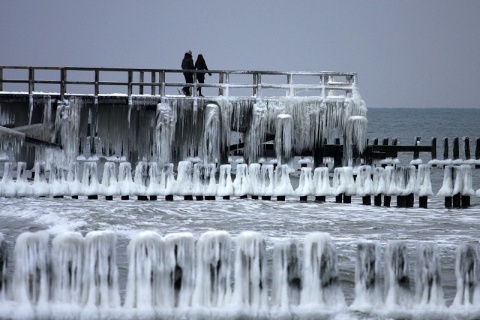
181 50 194 96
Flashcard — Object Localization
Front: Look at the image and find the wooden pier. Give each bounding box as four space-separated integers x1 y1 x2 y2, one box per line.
1 66 479 168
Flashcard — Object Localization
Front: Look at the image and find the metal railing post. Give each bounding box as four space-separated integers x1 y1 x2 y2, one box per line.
60 68 66 99
139 71 144 95
253 73 257 96
128 70 133 96
28 67 35 94
218 72 224 96
287 73 293 97
159 71 165 97
94 69 99 96
0 67 3 91
151 71 156 95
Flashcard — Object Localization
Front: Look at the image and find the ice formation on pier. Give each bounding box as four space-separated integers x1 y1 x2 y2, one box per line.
1 93 368 170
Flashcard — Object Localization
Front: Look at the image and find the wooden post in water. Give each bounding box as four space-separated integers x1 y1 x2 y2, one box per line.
476 138 480 169
464 137 470 160
443 137 449 160
413 137 421 159
453 137 460 160
431 137 437 161
419 196 428 208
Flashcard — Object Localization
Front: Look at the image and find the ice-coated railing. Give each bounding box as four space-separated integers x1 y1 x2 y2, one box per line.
0 230 479 319
0 65 358 99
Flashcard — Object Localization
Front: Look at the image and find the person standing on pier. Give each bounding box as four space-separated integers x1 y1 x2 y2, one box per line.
181 50 194 96
195 54 212 97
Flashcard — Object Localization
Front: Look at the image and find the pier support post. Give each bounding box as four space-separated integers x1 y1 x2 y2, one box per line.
362 195 371 205
452 193 461 208
277 196 285 201
223 196 230 200
138 195 148 201
150 196 157 201
184 195 193 200
121 195 129 200
461 196 470 208
343 194 351 204
315 196 325 203
384 195 391 207
397 195 406 208
166 195 174 201
444 196 452 208
406 193 414 207
419 196 428 208
299 196 308 202
335 194 343 203
105 195 113 201
374 194 382 206
262 196 271 201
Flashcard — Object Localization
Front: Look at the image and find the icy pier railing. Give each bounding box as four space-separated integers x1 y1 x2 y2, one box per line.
0 65 357 99
1 230 480 319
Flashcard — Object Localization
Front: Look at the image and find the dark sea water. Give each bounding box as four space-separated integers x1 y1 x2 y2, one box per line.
366 108 479 153
0 108 479 319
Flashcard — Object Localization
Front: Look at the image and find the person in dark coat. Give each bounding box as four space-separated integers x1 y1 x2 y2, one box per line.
194 54 212 97
181 50 194 96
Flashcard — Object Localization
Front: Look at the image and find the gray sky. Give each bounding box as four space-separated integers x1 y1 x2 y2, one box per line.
1 0 479 108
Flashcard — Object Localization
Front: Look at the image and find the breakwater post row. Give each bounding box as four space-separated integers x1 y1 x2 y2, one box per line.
1 160 478 209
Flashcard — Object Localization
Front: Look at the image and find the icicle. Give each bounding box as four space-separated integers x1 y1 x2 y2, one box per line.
351 241 382 311
82 231 120 309
203 103 221 164
416 164 433 197
0 162 15 197
81 162 100 196
192 231 232 307
217 164 233 197
13 231 50 306
355 165 373 196
384 241 412 308
124 231 164 309
155 102 176 164
274 164 294 196
300 232 346 308
101 162 119 196
232 231 268 310
163 232 195 308
133 161 148 196
175 160 193 196
270 239 301 309
295 167 313 196
158 163 175 196
275 114 293 165
233 163 249 197
0 233 6 302
344 116 368 166
415 243 445 307
260 164 275 196
118 162 134 197
312 167 334 196
16 161 32 197
452 243 480 307
51 232 85 305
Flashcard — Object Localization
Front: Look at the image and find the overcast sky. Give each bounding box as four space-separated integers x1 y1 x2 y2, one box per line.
1 0 479 108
